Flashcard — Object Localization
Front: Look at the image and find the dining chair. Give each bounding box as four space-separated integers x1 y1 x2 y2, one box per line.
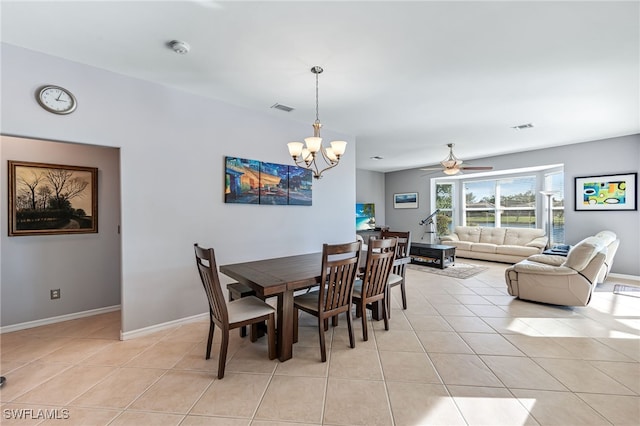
292 241 362 362
352 236 397 341
380 230 412 315
194 243 276 378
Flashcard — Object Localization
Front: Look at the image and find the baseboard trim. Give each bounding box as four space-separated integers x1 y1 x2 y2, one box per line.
120 312 208 341
0 305 121 334
608 272 640 282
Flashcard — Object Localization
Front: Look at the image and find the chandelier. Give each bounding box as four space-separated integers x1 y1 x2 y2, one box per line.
287 66 347 179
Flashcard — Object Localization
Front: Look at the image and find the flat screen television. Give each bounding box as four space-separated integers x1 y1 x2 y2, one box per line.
356 203 376 231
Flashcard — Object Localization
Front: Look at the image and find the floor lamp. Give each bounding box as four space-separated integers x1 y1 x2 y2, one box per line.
540 191 559 249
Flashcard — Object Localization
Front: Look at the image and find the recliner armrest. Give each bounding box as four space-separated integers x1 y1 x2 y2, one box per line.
512 260 577 276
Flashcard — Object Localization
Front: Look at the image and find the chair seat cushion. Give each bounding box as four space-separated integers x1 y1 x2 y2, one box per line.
228 296 274 324
294 290 321 312
388 273 403 286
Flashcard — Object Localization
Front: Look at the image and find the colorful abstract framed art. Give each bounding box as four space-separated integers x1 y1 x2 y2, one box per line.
574 172 637 211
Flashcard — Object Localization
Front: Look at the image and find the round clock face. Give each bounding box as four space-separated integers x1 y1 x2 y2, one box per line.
37 85 77 114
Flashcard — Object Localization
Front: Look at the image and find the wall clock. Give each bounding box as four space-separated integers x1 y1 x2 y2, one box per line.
36 85 77 115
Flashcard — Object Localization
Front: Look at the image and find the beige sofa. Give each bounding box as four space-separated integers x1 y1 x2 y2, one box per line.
505 238 608 306
440 226 547 263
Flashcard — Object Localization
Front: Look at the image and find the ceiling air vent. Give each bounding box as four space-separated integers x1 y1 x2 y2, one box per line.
512 123 534 130
271 103 294 112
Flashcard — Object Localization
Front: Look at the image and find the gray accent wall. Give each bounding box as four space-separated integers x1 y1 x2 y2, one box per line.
384 135 640 276
356 169 386 227
1 44 356 332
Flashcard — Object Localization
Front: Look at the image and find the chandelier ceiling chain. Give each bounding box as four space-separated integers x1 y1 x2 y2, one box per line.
287 66 347 179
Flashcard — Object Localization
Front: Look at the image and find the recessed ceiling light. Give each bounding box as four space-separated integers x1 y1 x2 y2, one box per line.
168 40 190 54
512 123 534 130
271 103 295 112
370 156 384 160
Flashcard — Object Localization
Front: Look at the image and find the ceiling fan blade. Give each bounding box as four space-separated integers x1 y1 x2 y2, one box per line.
460 166 493 170
419 167 443 171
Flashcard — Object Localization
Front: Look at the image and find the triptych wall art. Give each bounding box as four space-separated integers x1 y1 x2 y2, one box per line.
225 156 313 206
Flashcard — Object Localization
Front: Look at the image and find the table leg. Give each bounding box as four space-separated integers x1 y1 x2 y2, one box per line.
370 300 384 321
277 290 295 362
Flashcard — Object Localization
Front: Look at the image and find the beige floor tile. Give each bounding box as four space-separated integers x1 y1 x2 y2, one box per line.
374 329 423 352
128 370 213 414
293 324 334 349
273 345 329 377
14 365 115 405
108 410 184 426
534 357 636 395
333 323 379 351
125 340 199 369
161 321 210 343
70 367 165 409
460 332 525 356
405 314 454 332
386 381 465 426
590 360 640 393
417 331 474 354
251 421 320 426
323 378 392 426
328 347 383 380
1 337 71 363
448 385 540 425
429 353 503 387
503 335 575 358
190 373 271 418
0 362 72 402
225 341 279 375
482 317 544 336
577 393 640 426
513 389 610 426
433 304 476 317
255 375 325 423
79 338 155 366
40 407 120 426
443 315 496 333
464 304 510 317
173 340 220 372
481 355 567 391
597 337 640 361
181 415 250 425
379 351 441 383
553 337 636 361
38 338 117 364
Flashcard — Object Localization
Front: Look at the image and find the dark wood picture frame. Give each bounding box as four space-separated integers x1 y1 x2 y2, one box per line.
8 160 98 236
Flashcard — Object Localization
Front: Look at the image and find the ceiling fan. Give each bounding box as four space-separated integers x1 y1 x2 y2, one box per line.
420 143 493 175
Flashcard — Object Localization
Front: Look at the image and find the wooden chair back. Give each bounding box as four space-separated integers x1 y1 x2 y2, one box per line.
194 244 228 328
318 241 362 317
361 237 397 300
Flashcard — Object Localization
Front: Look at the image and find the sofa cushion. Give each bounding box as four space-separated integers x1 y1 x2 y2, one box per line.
504 228 545 246
496 245 541 257
479 228 507 245
471 243 498 253
563 239 604 271
454 226 481 243
446 241 474 251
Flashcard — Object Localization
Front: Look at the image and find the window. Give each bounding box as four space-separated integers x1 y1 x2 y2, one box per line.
435 183 453 236
464 176 536 228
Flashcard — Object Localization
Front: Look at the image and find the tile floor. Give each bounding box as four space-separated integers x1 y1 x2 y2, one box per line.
1 260 639 425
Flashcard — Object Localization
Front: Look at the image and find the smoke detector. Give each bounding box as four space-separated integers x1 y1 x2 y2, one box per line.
169 40 190 54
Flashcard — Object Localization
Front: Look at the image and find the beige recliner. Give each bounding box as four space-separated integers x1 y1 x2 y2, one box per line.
505 239 607 306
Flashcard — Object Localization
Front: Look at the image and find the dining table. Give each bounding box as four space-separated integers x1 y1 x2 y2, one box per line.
219 251 410 362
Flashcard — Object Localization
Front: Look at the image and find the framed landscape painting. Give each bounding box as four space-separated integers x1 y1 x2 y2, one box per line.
574 172 637 211
8 161 98 236
394 192 418 209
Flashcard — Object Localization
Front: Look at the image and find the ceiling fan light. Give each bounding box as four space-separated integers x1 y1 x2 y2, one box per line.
443 167 460 175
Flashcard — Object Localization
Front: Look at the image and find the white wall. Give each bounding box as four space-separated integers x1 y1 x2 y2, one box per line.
385 135 640 276
1 44 356 332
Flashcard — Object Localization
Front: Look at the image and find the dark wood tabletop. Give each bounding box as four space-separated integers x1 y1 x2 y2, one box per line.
220 251 410 362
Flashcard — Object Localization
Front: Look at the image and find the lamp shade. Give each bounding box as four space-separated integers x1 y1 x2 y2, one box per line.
330 140 347 156
287 142 304 157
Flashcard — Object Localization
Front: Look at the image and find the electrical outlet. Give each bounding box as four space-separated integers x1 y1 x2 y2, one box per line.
50 289 60 300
